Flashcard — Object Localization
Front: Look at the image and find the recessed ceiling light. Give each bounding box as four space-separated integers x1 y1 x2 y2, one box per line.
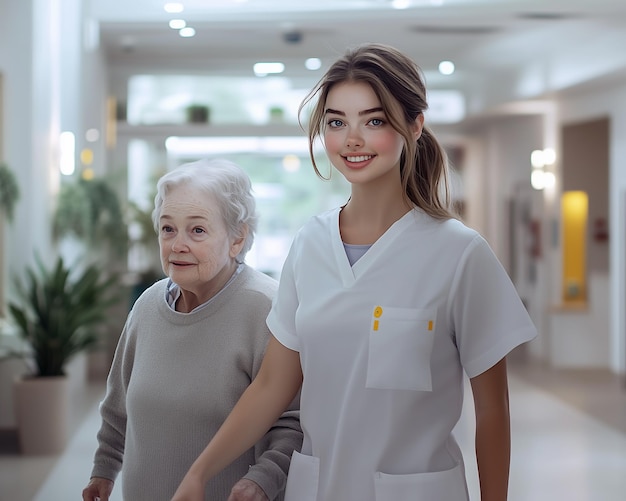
253 62 285 76
305 58 322 70
438 60 455 75
391 0 411 9
164 3 184 14
179 27 196 38
169 19 186 30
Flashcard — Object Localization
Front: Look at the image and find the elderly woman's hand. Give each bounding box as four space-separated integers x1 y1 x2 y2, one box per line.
82 477 114 501
227 478 269 501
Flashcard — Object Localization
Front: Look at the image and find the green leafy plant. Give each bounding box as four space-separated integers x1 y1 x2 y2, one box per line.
186 104 210 123
7 255 123 377
0 162 20 222
128 199 158 250
53 177 128 257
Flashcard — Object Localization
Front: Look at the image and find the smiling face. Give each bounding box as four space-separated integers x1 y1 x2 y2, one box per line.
323 81 409 187
158 183 244 308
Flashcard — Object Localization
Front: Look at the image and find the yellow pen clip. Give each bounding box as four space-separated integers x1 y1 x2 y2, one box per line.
373 306 383 331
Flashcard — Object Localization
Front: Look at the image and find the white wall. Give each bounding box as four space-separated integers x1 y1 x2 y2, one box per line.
482 115 545 268
0 0 112 427
0 0 73 306
558 83 626 374
452 98 623 373
444 114 549 359
0 0 39 313
0 0 108 304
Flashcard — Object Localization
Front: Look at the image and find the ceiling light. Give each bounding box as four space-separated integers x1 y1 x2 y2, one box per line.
438 60 455 75
530 148 557 190
531 148 556 168
85 128 100 142
164 3 184 13
80 148 94 166
82 167 95 180
543 148 556 165
531 169 546 190
253 62 285 76
169 19 186 29
282 154 301 173
179 27 196 38
391 0 411 9
305 58 322 70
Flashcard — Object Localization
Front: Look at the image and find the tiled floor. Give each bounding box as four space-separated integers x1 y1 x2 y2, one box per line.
1 356 626 501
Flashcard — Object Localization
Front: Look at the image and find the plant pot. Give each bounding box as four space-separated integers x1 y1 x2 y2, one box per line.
186 105 210 124
13 375 69 455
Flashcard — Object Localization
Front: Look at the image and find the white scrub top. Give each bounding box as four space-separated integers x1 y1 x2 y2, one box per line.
267 207 537 501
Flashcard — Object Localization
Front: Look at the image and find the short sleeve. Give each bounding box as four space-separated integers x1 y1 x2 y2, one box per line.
266 235 301 352
449 235 538 378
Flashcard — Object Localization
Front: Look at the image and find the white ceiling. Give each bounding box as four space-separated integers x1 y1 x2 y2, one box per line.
92 0 626 123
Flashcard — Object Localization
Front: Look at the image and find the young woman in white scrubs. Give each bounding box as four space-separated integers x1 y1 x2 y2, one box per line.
173 43 537 501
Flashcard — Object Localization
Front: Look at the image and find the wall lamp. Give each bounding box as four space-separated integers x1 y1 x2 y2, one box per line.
530 148 556 190
59 131 75 176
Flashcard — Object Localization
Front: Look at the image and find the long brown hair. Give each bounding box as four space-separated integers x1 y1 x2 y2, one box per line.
299 43 455 220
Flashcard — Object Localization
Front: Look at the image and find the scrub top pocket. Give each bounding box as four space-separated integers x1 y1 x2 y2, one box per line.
374 463 468 500
284 451 320 501
366 306 436 391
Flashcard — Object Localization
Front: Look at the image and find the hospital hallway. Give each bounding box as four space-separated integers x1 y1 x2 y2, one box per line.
1 348 626 501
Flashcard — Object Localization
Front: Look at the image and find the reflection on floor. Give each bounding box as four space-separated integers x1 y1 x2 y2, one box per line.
1 357 625 501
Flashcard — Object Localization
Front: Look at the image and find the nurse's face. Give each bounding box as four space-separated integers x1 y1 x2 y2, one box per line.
323 81 406 187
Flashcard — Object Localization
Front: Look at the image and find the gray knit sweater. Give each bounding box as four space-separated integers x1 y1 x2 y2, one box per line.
90 265 302 500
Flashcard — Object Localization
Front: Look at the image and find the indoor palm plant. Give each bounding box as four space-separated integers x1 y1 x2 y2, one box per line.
7 255 122 454
9 255 122 377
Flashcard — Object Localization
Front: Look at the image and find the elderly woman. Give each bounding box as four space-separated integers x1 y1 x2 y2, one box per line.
82 159 302 501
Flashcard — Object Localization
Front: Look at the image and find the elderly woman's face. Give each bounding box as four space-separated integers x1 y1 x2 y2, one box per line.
158 183 241 299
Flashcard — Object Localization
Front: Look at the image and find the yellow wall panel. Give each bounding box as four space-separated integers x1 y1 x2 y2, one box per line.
561 191 588 303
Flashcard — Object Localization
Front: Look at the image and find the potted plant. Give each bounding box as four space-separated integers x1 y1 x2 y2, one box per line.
269 105 285 123
0 162 20 221
7 255 122 454
186 104 210 124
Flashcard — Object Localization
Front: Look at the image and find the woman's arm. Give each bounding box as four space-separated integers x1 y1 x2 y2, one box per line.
470 358 511 501
245 395 302 499
172 336 303 501
87 319 135 486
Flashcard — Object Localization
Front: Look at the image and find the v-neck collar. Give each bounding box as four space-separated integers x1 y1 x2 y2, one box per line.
330 207 416 287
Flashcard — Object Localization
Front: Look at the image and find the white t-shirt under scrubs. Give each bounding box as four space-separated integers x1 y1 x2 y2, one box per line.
267 207 538 501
